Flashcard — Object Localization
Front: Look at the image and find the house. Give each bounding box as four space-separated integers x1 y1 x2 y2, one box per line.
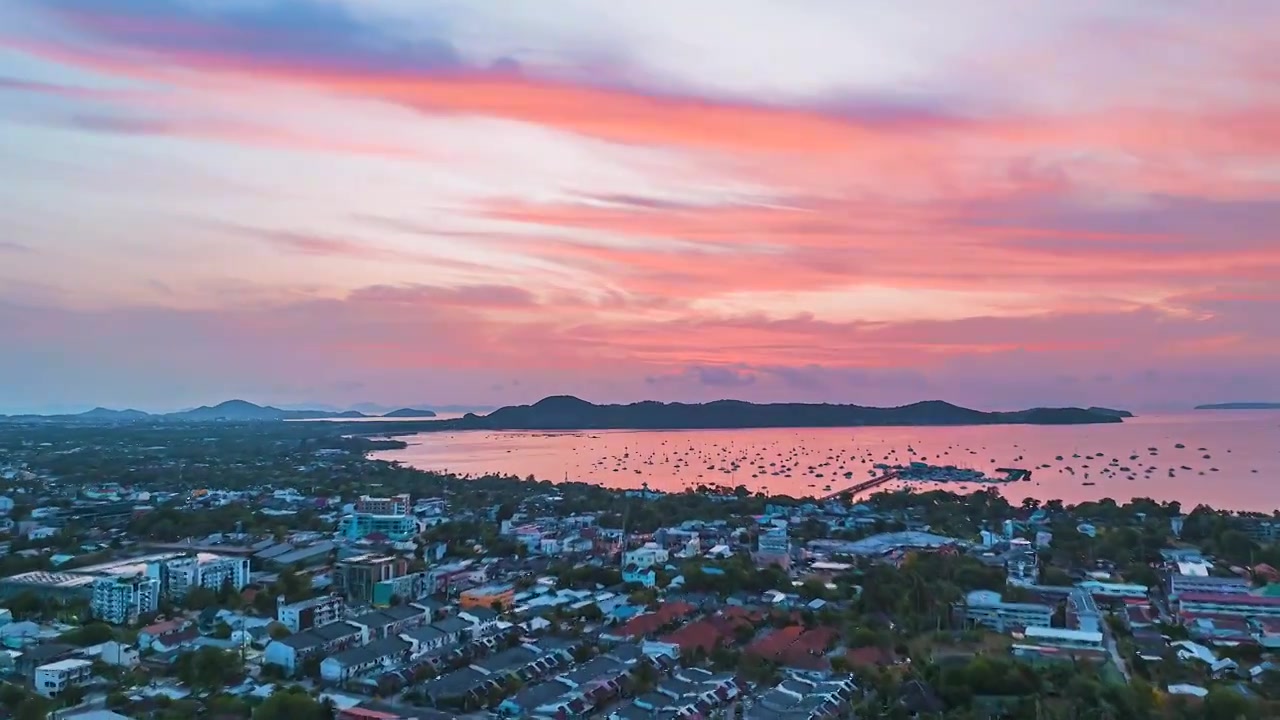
622 565 656 589
458 608 501 638
264 621 365 675
149 627 200 653
350 604 431 641
98 640 139 668
35 658 93 698
139 618 191 648
320 637 412 683
623 543 669 570
15 643 75 678
403 625 452 657
425 617 470 646
0 621 42 648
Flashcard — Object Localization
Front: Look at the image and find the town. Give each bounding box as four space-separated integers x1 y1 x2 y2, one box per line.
0 421 1277 719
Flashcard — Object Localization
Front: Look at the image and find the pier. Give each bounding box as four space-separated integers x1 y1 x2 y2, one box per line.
819 470 901 502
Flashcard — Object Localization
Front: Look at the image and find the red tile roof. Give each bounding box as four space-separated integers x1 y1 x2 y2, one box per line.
616 601 698 639
845 646 895 667
745 625 837 670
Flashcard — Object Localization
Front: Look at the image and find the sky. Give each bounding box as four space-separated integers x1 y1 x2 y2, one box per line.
1 1 1278 414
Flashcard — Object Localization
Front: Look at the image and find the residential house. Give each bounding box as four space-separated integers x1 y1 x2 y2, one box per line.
320 637 412 683
622 565 656 589
98 640 139 668
458 608 501 638
15 643 75 678
350 604 432 641
402 625 452 657
139 618 191 648
623 543 669 570
263 621 365 675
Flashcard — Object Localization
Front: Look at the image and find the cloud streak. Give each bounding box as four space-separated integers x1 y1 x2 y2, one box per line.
0 1 1277 410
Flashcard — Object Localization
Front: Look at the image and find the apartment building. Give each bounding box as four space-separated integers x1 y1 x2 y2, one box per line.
333 554 408 604
91 575 159 625
356 494 411 516
961 590 1054 632
1168 573 1251 600
34 659 93 698
161 553 250 599
276 594 346 633
1178 592 1280 619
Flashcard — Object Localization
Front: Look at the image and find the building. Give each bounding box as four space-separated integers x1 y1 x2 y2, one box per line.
1178 592 1280 619
960 590 1054 633
1067 588 1101 633
263 621 365 675
333 554 408 604
1078 581 1148 600
460 583 515 611
757 526 791 569
340 513 418 542
372 571 431 607
1238 517 1280 545
160 553 250 599
350 605 432 640
276 594 345 634
623 543 669 570
91 575 159 625
0 571 96 602
34 658 93 698
623 565 657 588
320 636 411 683
808 531 962 559
356 494 411 516
1021 626 1105 651
1168 572 1251 600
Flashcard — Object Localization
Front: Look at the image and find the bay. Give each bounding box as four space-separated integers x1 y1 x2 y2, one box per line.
372 411 1280 511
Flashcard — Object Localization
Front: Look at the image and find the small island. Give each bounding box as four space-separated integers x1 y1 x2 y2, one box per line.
1195 402 1280 410
382 408 438 418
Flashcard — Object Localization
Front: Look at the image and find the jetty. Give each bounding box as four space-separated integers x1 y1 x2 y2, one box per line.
819 470 901 502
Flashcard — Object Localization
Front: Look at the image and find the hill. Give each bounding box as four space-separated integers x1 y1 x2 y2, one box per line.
1087 406 1135 418
166 400 367 421
425 396 1124 431
0 400 370 423
382 408 438 418
1195 402 1280 410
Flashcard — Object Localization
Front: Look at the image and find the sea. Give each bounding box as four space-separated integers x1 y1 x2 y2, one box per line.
370 411 1280 512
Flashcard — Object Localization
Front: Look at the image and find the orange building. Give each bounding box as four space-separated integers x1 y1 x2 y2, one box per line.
459 582 515 611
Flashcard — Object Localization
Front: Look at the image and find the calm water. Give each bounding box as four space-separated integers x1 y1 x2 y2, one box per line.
372 412 1280 511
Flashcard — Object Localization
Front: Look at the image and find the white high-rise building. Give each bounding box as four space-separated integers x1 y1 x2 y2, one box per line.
154 553 250 599
91 575 159 625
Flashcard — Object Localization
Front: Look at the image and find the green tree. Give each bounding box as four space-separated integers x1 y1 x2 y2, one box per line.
174 646 243 690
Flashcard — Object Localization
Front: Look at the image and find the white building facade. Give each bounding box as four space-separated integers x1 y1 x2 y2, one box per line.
35 659 93 698
91 576 160 625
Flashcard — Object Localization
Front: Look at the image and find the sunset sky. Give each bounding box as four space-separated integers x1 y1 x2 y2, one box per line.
2 1 1278 413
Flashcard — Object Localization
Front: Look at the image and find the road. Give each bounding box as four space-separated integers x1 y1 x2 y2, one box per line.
1104 626 1132 684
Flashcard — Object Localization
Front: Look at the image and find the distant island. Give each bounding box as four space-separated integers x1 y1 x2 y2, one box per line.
382 408 438 418
394 395 1126 431
1087 407 1135 418
1195 402 1280 410
1 399 374 423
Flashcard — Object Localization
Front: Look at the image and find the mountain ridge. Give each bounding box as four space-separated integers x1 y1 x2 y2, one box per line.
0 396 1127 427
426 396 1124 430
